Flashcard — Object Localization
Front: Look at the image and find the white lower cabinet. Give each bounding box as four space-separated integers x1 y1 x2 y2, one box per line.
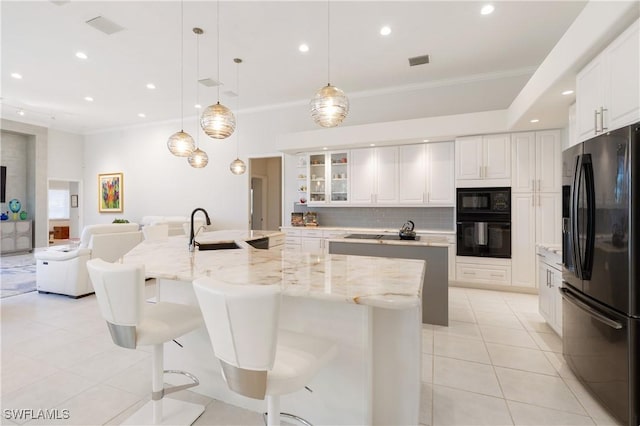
455 257 512 286
537 247 563 336
281 227 349 255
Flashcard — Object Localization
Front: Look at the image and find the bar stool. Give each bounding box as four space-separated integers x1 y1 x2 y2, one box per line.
193 277 337 426
87 258 205 425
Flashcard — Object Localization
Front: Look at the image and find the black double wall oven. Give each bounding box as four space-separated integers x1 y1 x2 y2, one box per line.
456 187 511 258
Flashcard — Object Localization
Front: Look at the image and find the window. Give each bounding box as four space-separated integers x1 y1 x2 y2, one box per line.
48 189 70 219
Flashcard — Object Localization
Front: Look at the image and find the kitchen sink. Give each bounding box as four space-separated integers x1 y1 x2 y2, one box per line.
197 241 240 250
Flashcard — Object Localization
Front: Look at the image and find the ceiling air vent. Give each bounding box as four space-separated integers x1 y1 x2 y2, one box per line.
86 16 125 35
50 1 70 5
408 54 430 67
199 78 221 87
223 90 238 98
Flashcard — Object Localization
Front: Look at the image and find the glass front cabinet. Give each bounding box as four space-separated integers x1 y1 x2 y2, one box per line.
307 151 349 205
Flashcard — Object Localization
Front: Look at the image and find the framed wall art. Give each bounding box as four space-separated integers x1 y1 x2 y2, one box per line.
98 172 123 213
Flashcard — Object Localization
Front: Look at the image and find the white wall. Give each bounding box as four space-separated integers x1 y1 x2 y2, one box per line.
48 129 84 181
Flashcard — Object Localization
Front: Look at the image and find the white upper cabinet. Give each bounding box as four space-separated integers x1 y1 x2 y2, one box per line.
349 148 376 204
511 132 536 192
426 142 455 205
350 147 398 204
455 136 483 180
535 130 562 193
398 144 427 204
512 130 561 194
576 18 639 143
455 134 510 186
398 142 454 206
374 146 399 204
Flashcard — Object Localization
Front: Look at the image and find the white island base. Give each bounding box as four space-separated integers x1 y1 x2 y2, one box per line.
158 278 421 425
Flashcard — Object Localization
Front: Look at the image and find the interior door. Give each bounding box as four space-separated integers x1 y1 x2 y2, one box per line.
251 177 264 230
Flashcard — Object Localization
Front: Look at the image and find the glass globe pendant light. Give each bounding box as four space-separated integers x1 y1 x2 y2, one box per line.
167 1 195 156
229 58 246 175
189 27 208 168
310 1 349 128
201 1 235 139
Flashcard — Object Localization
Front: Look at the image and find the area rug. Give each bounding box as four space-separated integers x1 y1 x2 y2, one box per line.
0 253 37 298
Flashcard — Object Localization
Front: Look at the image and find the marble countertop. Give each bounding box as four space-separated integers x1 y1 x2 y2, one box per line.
195 229 283 243
327 234 450 248
280 225 455 235
123 232 425 310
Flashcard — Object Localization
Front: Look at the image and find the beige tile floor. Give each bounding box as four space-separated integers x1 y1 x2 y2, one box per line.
0 285 623 426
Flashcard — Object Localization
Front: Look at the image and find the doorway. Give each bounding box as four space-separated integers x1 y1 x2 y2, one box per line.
47 179 82 244
249 157 282 231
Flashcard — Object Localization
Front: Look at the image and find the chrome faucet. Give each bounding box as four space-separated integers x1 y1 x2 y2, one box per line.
189 208 211 252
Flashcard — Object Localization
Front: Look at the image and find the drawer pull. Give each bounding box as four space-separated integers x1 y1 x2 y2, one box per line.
490 274 503 277
463 271 476 275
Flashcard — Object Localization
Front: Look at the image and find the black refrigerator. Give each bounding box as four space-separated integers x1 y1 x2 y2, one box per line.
561 122 639 426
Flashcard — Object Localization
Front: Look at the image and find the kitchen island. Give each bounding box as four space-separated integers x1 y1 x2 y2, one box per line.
123 230 425 425
328 234 449 326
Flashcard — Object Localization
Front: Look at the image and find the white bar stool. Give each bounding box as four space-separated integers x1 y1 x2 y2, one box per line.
87 258 205 425
193 277 337 426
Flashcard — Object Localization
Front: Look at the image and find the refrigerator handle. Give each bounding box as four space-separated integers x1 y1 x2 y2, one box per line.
571 155 583 279
560 287 623 330
582 155 596 280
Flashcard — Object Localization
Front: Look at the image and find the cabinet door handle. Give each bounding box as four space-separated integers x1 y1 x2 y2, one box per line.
479 166 483 178
594 109 600 134
537 179 541 191
531 179 535 191
601 107 608 132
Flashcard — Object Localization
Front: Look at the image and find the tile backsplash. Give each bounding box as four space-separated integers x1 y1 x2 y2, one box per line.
292 205 454 230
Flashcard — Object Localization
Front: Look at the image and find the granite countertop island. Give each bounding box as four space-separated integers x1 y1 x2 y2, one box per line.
122 229 425 425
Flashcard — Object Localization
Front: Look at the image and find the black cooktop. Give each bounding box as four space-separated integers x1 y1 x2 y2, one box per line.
343 234 420 241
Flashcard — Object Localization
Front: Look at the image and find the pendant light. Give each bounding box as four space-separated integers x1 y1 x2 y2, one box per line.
167 1 195 156
200 1 235 139
229 58 246 175
310 0 349 128
188 27 209 168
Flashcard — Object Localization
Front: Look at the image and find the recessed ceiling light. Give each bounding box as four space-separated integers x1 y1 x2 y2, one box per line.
17 110 25 116
146 83 156 90
298 44 309 53
530 119 540 123
322 147 328 150
480 4 495 15
423 139 430 142
75 51 88 59
194 104 202 109
562 90 574 95
138 113 146 118
370 143 376 147
11 72 22 79
380 26 391 36
84 96 94 102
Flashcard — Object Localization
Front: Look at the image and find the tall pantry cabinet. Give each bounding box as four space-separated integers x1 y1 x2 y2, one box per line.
511 130 562 288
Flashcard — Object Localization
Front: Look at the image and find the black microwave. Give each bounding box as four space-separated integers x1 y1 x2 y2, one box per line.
456 187 511 220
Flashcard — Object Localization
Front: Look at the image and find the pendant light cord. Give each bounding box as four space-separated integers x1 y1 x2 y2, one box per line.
327 0 331 86
236 58 241 158
195 29 200 148
180 0 184 131
216 1 221 103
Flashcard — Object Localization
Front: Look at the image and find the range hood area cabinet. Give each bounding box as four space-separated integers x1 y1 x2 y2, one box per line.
350 146 399 204
398 142 455 206
455 133 511 187
576 18 639 143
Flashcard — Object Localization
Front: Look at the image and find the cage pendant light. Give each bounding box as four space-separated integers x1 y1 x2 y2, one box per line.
230 58 246 175
201 1 235 139
167 1 195 156
310 0 349 128
189 27 209 168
